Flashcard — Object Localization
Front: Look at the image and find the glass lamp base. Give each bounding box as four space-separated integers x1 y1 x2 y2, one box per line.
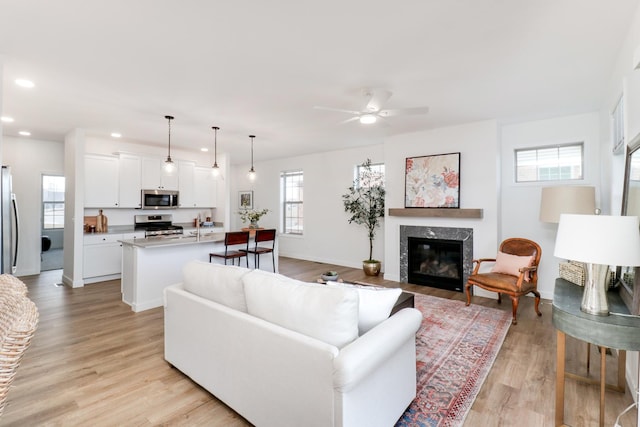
581 263 610 316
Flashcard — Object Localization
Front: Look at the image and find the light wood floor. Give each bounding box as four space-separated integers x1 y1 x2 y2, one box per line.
0 258 637 426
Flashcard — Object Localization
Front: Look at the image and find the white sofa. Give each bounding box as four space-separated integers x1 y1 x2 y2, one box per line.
164 261 422 427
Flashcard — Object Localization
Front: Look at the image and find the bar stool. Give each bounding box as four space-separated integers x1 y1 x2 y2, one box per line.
209 231 250 267
241 228 276 272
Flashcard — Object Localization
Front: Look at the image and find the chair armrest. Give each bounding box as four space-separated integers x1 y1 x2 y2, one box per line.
472 258 496 274
519 266 537 272
333 308 422 392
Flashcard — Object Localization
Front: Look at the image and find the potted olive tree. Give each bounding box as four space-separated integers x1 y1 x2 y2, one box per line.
342 159 385 276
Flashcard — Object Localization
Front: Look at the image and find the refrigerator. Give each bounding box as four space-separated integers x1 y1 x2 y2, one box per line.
1 166 18 274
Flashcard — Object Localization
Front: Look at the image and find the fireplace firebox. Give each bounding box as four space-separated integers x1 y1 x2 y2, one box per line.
408 237 464 292
400 226 472 293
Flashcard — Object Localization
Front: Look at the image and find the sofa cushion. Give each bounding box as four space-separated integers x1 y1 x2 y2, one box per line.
242 269 359 348
182 261 251 312
327 282 402 334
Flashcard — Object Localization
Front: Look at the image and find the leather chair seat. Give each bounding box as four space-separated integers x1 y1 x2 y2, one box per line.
467 273 535 293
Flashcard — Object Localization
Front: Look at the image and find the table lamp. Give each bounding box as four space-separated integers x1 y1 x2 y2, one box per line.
539 186 596 223
554 214 640 315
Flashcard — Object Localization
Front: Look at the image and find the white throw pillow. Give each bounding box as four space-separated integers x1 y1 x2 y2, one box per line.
242 270 360 348
182 261 251 312
327 282 402 334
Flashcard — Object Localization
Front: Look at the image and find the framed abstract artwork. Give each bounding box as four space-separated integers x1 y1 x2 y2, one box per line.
404 152 460 208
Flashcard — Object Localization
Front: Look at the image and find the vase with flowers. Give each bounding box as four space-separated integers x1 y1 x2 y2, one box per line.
238 208 269 229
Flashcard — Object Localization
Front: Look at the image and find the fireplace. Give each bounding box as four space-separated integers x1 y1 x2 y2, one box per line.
408 237 463 292
400 225 473 293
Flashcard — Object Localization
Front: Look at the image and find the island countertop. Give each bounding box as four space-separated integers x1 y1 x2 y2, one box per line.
120 232 226 248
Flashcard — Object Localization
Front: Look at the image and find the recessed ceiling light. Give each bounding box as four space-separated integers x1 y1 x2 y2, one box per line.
18 131 31 136
0 116 14 123
200 147 209 152
15 79 35 88
111 132 122 138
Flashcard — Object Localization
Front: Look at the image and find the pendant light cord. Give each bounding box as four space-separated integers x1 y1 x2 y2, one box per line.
165 115 174 162
249 135 255 171
212 126 219 167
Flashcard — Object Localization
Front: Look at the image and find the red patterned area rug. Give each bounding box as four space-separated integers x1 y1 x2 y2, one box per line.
396 294 511 427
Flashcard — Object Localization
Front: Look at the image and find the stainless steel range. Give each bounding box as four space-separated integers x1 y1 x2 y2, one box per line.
134 214 183 237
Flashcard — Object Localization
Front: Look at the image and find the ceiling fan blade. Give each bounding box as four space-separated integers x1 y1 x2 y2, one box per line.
314 106 362 115
378 106 430 117
339 116 361 125
364 89 392 112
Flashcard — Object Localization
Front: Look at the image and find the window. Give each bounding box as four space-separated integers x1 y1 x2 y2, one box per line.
281 170 303 234
355 162 385 188
43 175 65 229
515 143 583 183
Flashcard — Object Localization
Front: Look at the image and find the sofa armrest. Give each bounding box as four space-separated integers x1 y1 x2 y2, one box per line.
333 307 422 392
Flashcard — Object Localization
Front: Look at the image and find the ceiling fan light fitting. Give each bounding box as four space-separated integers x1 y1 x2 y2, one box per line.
360 114 377 124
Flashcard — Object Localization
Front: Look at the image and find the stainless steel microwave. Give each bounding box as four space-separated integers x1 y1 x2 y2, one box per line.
141 189 179 209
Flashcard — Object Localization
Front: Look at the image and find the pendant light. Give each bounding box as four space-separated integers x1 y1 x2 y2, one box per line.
164 115 176 174
211 126 220 177
248 135 256 181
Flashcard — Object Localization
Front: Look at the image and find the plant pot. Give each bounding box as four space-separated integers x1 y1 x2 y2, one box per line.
362 260 381 276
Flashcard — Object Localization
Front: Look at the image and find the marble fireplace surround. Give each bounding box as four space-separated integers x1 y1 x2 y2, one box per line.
399 225 474 287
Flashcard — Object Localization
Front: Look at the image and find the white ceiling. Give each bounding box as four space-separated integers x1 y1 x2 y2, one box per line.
0 0 638 165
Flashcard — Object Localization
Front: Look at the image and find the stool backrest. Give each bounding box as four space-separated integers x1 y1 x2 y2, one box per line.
254 228 276 244
225 231 250 246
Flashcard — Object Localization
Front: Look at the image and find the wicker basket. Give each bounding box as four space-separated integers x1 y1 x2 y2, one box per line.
558 261 616 288
0 274 39 417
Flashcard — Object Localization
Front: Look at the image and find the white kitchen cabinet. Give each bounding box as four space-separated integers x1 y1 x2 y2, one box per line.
194 166 217 207
118 154 142 208
85 154 119 208
178 161 196 207
83 232 144 283
141 157 179 191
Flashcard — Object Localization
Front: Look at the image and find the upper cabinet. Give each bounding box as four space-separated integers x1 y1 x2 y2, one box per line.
178 161 196 208
178 164 217 208
85 154 119 208
118 154 142 208
141 157 179 191
84 153 217 209
194 166 217 208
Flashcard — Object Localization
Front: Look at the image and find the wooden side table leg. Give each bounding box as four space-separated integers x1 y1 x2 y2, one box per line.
556 330 566 427
599 346 606 427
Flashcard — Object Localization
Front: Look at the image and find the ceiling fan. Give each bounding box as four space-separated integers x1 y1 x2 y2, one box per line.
314 89 429 125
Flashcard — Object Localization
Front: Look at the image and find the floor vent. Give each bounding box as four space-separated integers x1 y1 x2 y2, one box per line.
53 283 64 287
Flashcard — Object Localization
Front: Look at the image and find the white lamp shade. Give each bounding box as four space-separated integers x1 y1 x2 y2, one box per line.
539 186 596 223
554 214 640 266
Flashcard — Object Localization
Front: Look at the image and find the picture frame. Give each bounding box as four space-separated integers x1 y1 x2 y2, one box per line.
404 152 460 208
239 191 253 209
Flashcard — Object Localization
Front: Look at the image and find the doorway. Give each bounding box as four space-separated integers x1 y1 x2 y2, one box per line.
41 175 64 271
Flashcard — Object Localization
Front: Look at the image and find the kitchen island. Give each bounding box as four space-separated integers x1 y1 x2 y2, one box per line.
120 232 278 312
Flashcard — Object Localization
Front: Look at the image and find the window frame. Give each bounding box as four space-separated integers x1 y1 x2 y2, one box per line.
354 162 385 188
280 169 303 235
514 142 584 183
42 174 65 230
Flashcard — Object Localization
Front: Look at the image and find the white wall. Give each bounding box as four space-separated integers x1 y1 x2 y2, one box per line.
383 120 500 295
501 113 601 300
2 136 64 276
231 144 385 268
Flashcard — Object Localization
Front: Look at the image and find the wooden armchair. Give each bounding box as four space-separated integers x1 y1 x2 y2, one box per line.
465 238 542 325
